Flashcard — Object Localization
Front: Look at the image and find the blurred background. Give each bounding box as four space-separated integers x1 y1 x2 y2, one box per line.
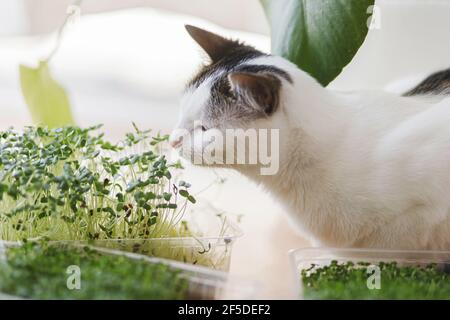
0 0 269 135
1 0 450 298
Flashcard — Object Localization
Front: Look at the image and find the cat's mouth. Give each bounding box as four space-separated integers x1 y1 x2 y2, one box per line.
168 129 189 149
169 126 214 151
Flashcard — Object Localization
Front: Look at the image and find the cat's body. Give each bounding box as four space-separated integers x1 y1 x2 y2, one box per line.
248 57 450 250
171 26 450 250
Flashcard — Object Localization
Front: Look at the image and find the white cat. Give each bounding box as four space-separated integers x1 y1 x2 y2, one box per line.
170 25 450 250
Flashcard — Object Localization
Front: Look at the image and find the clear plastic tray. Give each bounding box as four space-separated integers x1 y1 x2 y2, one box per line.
42 212 243 272
0 241 258 300
290 247 450 299
83 216 242 271
0 203 243 271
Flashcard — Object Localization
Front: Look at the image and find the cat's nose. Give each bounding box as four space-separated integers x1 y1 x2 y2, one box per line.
169 136 183 149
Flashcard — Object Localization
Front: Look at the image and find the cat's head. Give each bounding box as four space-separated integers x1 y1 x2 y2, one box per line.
170 25 294 174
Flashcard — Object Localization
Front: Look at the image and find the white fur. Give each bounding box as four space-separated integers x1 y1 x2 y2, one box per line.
385 75 448 103
174 55 450 250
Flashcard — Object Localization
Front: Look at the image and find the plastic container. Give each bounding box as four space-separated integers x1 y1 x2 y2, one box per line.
0 241 258 300
49 209 243 272
0 293 21 300
0 202 243 272
87 214 242 271
290 247 450 299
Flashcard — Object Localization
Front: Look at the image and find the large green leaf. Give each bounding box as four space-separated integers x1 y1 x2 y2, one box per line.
261 0 374 86
19 61 74 128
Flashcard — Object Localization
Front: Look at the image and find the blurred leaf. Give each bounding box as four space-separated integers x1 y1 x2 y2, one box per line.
19 61 74 128
261 0 374 86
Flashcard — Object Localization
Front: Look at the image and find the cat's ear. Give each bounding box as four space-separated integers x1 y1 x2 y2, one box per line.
185 25 238 62
228 72 281 115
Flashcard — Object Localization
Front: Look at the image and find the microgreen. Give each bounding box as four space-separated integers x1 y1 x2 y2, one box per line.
301 260 450 299
0 125 195 242
0 241 189 299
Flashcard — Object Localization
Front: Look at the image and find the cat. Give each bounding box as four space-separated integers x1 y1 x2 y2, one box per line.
170 25 450 250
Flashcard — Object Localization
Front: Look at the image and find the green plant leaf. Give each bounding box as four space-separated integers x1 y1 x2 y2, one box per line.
261 0 374 86
19 61 74 128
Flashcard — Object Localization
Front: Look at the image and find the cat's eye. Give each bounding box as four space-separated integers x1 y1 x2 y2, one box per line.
201 126 207 131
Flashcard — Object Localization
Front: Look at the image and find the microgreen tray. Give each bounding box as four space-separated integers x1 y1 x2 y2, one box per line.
0 241 257 300
290 247 450 300
62 209 243 271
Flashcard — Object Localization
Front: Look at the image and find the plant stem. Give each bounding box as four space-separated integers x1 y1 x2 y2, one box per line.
45 0 83 63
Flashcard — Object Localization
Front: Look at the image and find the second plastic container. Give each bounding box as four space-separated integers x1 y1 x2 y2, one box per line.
290 247 450 299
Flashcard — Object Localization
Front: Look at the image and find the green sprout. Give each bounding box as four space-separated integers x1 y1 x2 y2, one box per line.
0 241 189 300
301 260 450 300
0 125 195 242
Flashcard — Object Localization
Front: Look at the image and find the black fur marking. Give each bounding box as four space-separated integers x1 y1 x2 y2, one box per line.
404 68 450 96
187 40 292 123
233 64 293 84
187 44 265 89
208 64 292 104
210 75 234 102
